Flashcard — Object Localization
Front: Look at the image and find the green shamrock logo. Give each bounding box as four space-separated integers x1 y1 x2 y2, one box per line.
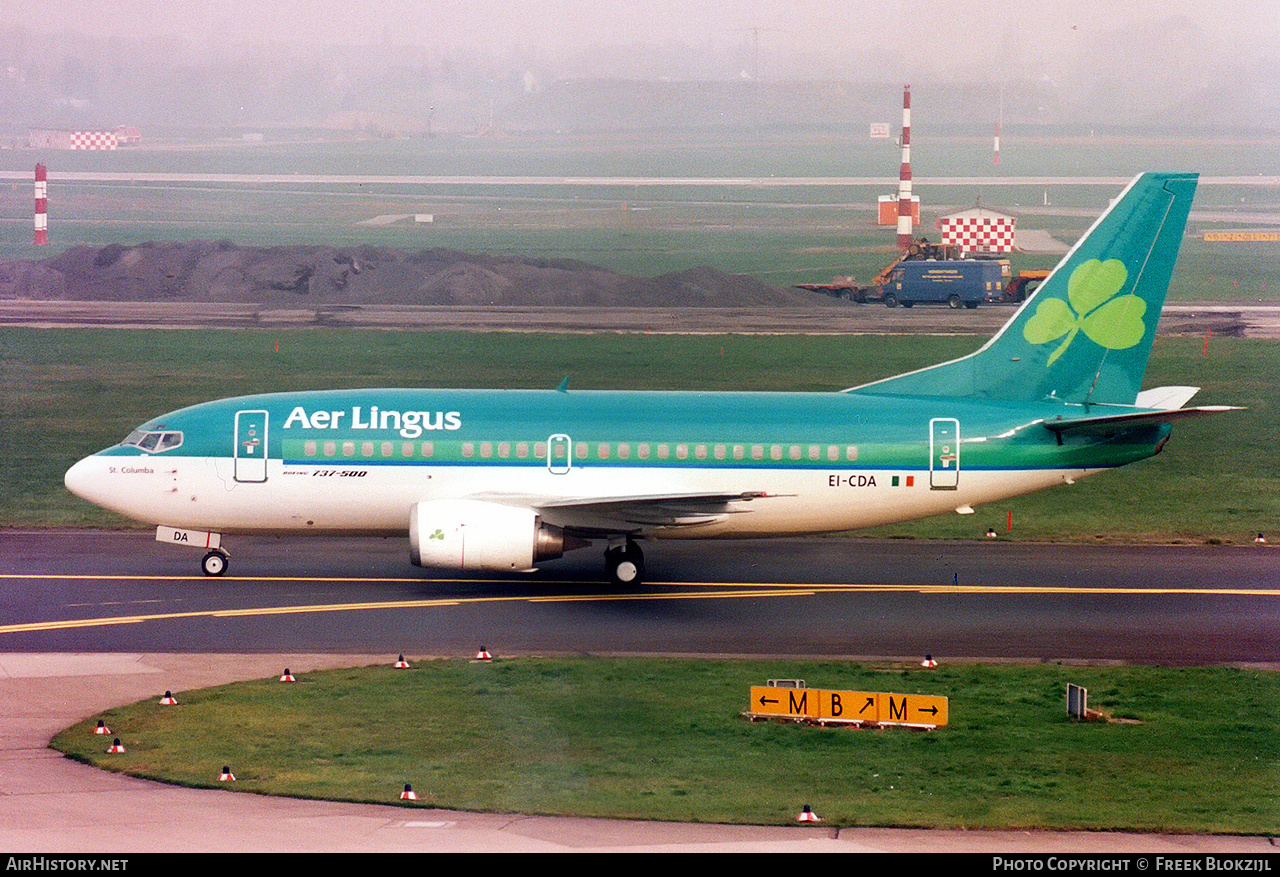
429 528 445 541
1023 259 1147 365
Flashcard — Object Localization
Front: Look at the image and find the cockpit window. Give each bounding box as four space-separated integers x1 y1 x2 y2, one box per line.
121 429 183 453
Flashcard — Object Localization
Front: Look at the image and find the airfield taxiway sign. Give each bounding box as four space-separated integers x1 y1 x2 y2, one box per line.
749 686 948 728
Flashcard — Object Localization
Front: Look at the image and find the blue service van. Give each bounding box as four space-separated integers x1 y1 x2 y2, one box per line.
881 260 1004 308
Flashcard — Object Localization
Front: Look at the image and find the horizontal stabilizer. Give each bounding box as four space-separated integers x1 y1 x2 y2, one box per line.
1043 405 1240 435
1134 386 1201 410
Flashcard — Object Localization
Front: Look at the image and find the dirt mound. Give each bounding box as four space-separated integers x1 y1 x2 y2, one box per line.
0 242 829 309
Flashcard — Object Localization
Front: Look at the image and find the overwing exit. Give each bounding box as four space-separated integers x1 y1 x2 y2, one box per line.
64 173 1235 584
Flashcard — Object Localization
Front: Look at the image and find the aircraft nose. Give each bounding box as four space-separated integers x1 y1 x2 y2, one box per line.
64 455 103 503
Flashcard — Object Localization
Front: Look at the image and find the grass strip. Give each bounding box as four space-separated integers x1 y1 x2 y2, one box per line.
51 657 1280 833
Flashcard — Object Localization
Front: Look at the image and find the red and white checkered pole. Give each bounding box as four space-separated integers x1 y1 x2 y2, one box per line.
896 85 913 250
33 164 48 246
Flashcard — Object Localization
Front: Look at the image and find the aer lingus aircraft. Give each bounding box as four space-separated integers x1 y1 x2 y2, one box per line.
65 172 1233 584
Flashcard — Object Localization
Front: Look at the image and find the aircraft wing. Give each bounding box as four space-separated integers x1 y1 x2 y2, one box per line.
468 490 772 533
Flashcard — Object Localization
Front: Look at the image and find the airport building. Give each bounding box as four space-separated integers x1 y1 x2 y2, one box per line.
937 206 1016 254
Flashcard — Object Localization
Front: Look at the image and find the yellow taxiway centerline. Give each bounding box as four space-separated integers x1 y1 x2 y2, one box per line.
4 573 1278 598
1 573 1277 635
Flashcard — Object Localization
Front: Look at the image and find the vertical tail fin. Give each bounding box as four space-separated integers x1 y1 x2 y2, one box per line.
851 173 1199 406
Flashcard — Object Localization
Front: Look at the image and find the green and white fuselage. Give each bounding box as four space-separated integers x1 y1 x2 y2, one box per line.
64 173 1233 582
72 387 1168 537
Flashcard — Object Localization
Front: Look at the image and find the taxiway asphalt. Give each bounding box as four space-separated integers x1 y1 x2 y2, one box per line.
2 532 1276 853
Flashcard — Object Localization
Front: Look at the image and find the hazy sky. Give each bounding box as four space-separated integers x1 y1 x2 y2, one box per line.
9 0 1277 130
17 0 1279 70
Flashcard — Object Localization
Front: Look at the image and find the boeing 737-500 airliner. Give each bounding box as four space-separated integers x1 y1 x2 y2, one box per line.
65 173 1233 584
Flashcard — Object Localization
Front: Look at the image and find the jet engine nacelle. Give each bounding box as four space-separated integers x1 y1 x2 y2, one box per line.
409 499 566 572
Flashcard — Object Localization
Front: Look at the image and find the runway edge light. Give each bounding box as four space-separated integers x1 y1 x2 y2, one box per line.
394 654 410 669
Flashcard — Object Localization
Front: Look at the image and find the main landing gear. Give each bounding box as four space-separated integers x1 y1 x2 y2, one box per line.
604 539 645 586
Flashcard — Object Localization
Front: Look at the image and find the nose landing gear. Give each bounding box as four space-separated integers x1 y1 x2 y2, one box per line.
202 550 229 577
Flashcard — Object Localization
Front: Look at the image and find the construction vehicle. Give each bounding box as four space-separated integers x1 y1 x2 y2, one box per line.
881 259 1004 308
992 269 1051 303
796 238 1005 306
